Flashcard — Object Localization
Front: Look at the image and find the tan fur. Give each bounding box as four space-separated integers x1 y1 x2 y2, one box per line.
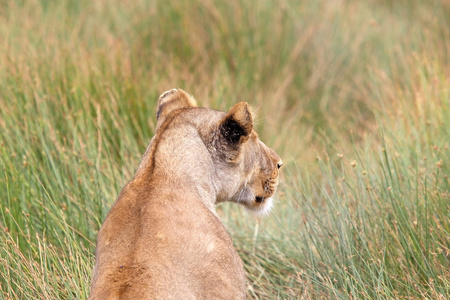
89 89 283 299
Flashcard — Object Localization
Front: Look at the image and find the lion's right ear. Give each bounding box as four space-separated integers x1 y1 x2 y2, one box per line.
219 102 253 145
156 89 197 129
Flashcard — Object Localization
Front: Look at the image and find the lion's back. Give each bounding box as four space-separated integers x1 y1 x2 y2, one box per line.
89 188 246 299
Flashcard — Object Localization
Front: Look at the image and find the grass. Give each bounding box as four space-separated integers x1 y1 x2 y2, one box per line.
0 0 449 299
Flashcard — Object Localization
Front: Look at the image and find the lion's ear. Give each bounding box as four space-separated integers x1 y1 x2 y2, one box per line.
156 89 197 128
219 102 253 145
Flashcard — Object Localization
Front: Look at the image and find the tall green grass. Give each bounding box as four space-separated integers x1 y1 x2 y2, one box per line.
0 0 448 299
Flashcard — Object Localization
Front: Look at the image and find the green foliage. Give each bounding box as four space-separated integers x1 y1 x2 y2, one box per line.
0 0 448 298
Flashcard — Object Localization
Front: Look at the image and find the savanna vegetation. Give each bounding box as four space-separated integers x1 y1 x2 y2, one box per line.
0 0 448 299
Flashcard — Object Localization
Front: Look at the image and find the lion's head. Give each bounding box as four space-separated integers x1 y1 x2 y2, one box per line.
152 88 282 215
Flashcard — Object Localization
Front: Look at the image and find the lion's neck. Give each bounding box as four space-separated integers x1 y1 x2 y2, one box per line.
132 126 219 215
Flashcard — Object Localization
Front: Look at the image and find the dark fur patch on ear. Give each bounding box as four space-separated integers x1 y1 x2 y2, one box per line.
156 105 163 119
220 118 246 144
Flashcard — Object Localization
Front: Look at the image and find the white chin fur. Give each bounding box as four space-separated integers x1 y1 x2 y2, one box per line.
245 197 274 216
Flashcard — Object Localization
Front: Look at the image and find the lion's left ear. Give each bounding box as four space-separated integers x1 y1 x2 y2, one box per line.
156 89 197 129
219 102 253 145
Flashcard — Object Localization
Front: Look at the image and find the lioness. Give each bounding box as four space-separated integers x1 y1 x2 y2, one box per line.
89 89 282 299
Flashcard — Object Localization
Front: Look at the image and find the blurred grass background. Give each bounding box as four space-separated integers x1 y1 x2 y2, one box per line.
0 0 449 299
